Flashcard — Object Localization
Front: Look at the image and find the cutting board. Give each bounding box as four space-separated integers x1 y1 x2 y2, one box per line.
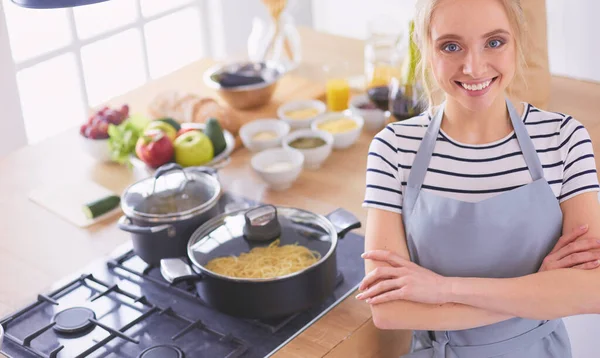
29 180 121 228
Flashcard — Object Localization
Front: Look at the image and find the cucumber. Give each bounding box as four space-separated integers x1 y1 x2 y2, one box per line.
83 195 121 219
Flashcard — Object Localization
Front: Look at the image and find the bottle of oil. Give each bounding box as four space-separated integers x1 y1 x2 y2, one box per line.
389 20 426 121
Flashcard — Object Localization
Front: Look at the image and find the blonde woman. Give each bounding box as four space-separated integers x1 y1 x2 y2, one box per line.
358 0 600 356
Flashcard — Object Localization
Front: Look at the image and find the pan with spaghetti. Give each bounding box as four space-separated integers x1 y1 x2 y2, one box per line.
186 204 361 318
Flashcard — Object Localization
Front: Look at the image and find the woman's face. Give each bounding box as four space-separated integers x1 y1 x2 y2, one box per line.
429 0 516 112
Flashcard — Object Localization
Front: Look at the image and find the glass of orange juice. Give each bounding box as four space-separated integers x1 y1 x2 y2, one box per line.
323 62 351 111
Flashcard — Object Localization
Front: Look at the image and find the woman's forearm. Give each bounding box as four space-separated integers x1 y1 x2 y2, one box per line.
370 299 513 331
448 268 600 320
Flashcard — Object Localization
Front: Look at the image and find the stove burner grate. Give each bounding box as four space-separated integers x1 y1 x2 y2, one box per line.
138 344 184 358
52 307 96 334
0 274 247 357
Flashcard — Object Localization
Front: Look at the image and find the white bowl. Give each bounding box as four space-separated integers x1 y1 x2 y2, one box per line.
80 135 112 162
277 100 327 129
251 147 304 191
311 111 364 150
349 93 388 132
239 119 291 152
282 129 333 170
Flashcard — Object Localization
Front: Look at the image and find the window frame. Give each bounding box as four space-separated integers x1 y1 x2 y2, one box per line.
1 0 212 151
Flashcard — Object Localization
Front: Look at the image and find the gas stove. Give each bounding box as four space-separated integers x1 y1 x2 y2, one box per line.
0 192 365 358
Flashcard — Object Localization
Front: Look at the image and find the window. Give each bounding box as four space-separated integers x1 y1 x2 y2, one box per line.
2 0 207 144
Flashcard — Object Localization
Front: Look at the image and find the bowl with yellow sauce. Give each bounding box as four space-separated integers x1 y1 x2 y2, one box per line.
282 129 334 170
277 100 327 129
311 111 364 149
251 147 304 191
240 119 291 152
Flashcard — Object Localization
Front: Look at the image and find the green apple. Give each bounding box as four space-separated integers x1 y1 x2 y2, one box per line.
173 130 214 167
145 120 177 142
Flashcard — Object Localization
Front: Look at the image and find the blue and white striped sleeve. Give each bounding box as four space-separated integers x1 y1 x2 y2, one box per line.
558 116 600 203
362 125 403 214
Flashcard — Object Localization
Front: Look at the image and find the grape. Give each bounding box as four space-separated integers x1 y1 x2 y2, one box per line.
96 120 109 137
85 125 95 138
105 109 122 125
91 114 106 127
80 124 88 136
119 104 129 119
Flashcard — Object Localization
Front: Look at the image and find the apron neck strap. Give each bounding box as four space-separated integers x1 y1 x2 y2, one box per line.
406 102 445 192
405 98 543 207
506 98 544 181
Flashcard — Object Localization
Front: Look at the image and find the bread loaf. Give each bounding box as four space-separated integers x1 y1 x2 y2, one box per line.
148 90 240 135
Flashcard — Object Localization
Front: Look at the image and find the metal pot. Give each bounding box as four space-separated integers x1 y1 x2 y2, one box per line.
118 163 222 265
184 204 361 319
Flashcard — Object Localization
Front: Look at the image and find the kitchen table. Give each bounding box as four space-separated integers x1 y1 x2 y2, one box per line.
1 27 600 358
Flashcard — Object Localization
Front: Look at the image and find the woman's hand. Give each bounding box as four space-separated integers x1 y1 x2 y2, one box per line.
539 224 600 271
356 250 451 305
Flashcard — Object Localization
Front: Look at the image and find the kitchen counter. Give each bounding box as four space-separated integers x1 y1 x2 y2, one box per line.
1 27 600 357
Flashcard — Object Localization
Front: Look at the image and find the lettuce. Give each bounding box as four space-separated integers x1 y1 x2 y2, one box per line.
108 115 147 166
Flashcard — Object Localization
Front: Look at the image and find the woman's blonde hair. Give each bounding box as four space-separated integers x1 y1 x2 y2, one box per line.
412 0 528 108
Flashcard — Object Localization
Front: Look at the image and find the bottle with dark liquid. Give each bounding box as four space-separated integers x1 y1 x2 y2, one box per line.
366 86 390 112
388 20 426 121
389 77 426 121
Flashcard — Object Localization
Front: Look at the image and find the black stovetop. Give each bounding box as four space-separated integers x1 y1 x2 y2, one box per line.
0 192 365 358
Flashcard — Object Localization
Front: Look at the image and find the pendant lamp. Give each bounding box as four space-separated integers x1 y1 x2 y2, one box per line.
11 0 109 9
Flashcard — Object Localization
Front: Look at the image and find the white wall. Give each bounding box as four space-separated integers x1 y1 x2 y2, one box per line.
311 0 600 83
0 1 27 157
311 0 415 40
546 0 600 82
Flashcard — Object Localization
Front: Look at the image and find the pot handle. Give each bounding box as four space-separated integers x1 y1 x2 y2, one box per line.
326 208 361 239
171 257 205 285
118 216 176 237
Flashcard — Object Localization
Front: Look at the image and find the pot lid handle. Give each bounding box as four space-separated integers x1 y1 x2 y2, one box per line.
243 205 281 242
326 208 361 239
151 163 191 195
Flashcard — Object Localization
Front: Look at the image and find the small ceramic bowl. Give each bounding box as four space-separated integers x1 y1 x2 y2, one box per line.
80 135 112 162
282 129 333 170
311 111 364 150
349 93 388 132
277 100 327 129
239 119 291 152
251 147 304 191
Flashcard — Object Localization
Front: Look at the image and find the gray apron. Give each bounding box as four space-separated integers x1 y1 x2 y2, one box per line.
401 98 572 358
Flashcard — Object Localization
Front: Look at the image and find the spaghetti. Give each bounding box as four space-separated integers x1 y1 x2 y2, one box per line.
205 239 321 279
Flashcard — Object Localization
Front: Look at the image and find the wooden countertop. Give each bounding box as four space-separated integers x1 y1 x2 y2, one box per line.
1 27 600 357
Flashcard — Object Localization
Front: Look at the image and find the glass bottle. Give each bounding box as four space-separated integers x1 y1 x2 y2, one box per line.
364 16 405 90
247 10 302 71
388 20 427 121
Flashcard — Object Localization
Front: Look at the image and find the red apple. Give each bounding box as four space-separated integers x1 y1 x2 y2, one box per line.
177 127 201 138
135 129 174 168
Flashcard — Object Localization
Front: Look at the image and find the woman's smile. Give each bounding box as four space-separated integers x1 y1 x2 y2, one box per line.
454 76 499 97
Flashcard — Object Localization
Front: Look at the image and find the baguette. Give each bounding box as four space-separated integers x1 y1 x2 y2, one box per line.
148 90 202 123
149 90 240 135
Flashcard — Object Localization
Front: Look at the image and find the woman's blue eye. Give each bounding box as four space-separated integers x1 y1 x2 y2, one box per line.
443 43 461 52
488 39 503 48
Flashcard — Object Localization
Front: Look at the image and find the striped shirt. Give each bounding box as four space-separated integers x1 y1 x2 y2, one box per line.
362 102 600 214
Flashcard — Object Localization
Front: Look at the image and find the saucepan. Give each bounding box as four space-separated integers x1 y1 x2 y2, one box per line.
179 204 362 319
118 163 222 265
